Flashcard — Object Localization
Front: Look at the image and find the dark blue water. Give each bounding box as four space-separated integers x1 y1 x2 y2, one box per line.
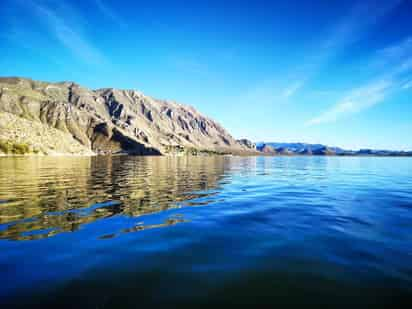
0 156 411 307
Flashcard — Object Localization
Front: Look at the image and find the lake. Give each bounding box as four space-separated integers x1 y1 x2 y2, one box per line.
0 156 411 308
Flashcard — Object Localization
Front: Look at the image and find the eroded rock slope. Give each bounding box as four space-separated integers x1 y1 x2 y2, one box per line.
0 77 251 155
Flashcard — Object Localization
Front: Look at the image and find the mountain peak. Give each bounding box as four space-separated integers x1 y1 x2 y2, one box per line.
0 77 255 156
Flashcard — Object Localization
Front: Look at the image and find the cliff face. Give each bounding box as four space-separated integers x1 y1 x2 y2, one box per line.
0 77 249 155
237 139 256 150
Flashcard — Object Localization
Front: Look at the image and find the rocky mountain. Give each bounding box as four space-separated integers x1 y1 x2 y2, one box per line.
259 144 276 154
0 77 254 155
256 142 338 155
354 149 412 156
257 142 345 154
257 142 412 156
236 139 256 150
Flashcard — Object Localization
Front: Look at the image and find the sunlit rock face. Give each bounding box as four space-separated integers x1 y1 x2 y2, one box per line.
258 144 276 154
0 77 250 155
236 139 256 150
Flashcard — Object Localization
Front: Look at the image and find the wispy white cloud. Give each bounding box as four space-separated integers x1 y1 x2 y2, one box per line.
254 0 403 101
306 36 412 126
402 80 412 89
239 79 304 106
306 80 393 126
94 0 127 29
281 81 303 99
320 1 402 51
24 0 107 66
234 1 403 108
377 37 412 61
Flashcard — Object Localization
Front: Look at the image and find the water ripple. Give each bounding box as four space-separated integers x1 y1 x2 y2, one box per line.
0 156 412 306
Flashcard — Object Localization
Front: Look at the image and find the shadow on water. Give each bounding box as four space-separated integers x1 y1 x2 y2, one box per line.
5 259 412 308
0 156 230 240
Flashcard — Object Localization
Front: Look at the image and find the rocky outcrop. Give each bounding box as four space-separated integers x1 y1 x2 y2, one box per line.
0 77 251 155
257 142 412 156
0 112 94 155
258 144 276 154
237 138 256 150
257 142 339 155
311 146 335 155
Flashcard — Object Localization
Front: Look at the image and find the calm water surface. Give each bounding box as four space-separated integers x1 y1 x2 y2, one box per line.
0 156 411 307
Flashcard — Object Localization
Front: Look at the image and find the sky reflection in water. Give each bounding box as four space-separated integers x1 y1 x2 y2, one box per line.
0 156 411 307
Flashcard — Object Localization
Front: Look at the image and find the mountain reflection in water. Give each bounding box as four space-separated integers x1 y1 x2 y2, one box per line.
0 156 231 240
1 156 411 307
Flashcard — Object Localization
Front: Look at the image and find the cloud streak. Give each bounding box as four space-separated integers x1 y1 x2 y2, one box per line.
239 79 304 106
402 80 412 89
320 0 402 51
25 0 107 66
293 0 401 97
306 36 412 126
306 80 393 126
241 0 402 104
94 0 127 29
281 81 303 99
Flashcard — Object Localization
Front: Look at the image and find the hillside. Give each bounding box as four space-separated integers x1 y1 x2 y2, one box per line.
0 77 255 155
257 142 412 156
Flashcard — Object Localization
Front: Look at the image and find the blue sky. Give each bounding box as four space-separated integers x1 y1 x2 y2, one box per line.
0 0 411 150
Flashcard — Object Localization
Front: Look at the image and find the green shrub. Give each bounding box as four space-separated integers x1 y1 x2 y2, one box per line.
12 143 30 154
0 140 31 154
0 140 11 153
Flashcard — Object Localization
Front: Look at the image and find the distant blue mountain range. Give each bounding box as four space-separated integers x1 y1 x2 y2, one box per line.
256 142 412 156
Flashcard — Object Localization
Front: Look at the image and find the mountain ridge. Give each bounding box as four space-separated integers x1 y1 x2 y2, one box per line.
257 142 412 156
1 77 410 157
0 77 256 155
